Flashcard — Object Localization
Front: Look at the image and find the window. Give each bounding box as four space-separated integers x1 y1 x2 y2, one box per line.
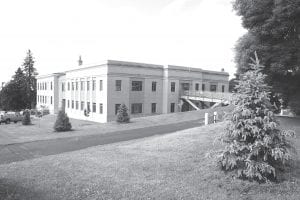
81 101 84 110
222 85 225 93
152 81 156 92
68 82 70 91
87 81 90 91
92 103 96 112
51 96 53 104
151 103 156 113
67 100 70 108
87 102 90 112
45 96 47 104
51 82 53 90
45 83 47 90
210 84 217 92
76 82 78 90
202 84 205 91
115 80 121 91
76 101 79 110
62 83 65 92
99 103 103 114
80 81 84 91
131 103 142 114
115 104 121 115
72 100 74 109
72 82 74 91
92 80 96 91
99 80 103 91
195 83 199 91
132 81 142 91
170 103 175 113
171 82 175 92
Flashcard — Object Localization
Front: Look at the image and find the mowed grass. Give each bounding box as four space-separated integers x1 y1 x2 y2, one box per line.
0 117 299 200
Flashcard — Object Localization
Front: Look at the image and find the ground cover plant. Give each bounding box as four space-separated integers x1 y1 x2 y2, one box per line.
53 110 72 132
219 54 295 182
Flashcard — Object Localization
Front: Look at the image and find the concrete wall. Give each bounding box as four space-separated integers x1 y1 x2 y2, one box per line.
36 76 58 114
37 60 230 123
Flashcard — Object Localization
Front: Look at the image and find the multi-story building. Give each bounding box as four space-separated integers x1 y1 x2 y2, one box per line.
36 60 229 123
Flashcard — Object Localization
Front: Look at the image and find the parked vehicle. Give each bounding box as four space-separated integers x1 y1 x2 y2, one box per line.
0 111 23 124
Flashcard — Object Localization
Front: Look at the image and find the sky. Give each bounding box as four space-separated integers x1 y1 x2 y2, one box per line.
0 0 246 83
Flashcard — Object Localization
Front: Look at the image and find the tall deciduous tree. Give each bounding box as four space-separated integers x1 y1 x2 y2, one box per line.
233 0 300 114
22 49 38 109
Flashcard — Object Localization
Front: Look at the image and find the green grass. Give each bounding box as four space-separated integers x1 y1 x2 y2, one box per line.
0 116 298 200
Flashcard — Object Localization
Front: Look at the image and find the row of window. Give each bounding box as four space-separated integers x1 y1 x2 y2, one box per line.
40 80 226 93
37 82 53 91
115 81 226 93
37 95 53 105
114 102 176 115
62 80 103 92
64 100 104 114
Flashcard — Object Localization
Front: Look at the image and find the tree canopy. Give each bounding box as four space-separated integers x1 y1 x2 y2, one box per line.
233 0 300 114
0 50 38 111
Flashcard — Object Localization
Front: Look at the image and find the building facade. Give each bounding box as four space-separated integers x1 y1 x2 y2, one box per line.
36 60 229 123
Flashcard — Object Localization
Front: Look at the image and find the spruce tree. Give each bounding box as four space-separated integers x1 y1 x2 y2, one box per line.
22 50 38 109
219 53 295 182
22 109 31 125
54 110 72 132
116 104 130 123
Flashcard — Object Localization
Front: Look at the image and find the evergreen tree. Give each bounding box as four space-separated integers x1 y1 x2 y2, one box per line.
22 50 38 109
219 53 295 182
116 104 130 123
22 109 31 125
0 68 27 110
233 0 300 114
54 110 72 132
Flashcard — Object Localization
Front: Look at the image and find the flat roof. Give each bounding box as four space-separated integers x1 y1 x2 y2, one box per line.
37 59 229 78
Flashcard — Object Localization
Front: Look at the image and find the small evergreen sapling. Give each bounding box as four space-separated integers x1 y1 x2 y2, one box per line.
116 104 130 123
219 53 295 182
22 109 31 125
54 110 72 132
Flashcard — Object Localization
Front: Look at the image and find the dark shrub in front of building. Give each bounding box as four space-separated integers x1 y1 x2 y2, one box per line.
54 110 72 132
22 109 31 125
117 104 130 123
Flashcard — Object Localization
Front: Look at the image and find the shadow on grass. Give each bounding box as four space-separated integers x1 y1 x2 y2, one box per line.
0 178 44 200
277 159 300 182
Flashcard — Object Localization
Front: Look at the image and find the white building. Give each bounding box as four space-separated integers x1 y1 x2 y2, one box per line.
36 60 229 123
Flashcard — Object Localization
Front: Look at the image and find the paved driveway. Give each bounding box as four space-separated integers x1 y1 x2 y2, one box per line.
0 120 203 165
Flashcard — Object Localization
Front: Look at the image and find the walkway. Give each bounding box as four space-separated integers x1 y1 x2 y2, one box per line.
0 120 202 165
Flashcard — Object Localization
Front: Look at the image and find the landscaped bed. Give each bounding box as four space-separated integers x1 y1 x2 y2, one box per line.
0 116 298 200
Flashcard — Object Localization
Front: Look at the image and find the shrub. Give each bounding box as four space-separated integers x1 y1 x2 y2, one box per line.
54 110 72 132
218 53 295 182
116 104 130 123
22 109 31 125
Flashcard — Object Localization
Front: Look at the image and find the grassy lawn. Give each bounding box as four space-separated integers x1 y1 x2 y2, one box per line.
0 116 299 200
0 106 233 145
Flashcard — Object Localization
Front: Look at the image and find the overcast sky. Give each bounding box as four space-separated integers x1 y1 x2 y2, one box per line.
0 0 246 83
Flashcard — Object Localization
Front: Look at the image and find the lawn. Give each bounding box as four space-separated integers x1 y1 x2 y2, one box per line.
0 116 299 200
0 106 233 145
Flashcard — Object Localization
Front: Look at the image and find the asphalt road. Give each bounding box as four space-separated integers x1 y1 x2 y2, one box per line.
0 120 203 165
